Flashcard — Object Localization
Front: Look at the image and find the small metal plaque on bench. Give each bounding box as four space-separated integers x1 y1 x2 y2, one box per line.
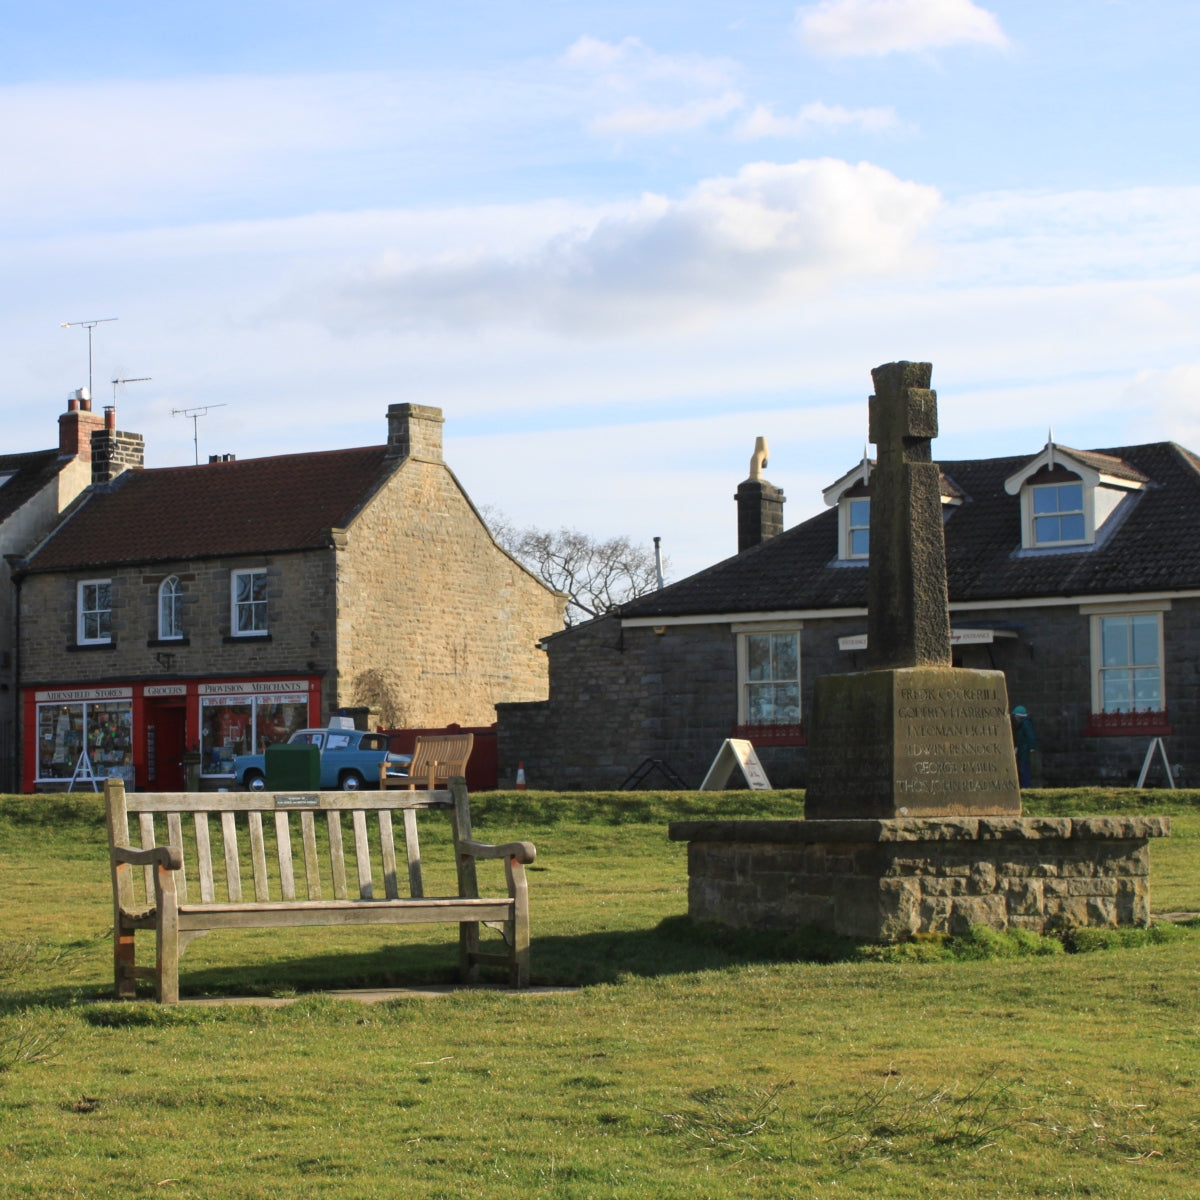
274 793 321 809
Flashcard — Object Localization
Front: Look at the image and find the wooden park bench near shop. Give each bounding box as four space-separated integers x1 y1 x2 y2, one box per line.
380 732 474 790
104 776 534 1003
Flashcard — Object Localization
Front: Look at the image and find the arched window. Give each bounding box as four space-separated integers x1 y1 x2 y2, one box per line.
158 576 183 640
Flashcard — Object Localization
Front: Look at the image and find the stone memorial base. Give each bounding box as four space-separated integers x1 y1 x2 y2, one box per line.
668 816 1170 941
806 666 1021 819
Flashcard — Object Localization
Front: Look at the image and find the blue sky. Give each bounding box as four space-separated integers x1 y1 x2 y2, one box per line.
4 1 1199 577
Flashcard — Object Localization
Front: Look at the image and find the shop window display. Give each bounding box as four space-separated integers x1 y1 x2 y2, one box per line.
37 701 133 782
201 696 308 776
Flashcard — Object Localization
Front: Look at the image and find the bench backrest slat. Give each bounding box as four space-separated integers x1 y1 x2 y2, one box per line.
300 811 322 900
378 811 399 899
221 812 242 902
138 813 156 898
248 812 269 902
351 810 373 899
275 811 297 902
166 812 188 903
195 814 216 903
403 808 424 898
327 811 349 900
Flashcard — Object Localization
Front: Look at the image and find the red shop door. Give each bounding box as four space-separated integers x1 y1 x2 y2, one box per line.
146 703 187 791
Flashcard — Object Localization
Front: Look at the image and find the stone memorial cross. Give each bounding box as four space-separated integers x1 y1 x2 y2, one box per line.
866 361 952 672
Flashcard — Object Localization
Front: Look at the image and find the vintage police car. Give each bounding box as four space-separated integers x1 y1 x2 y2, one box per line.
232 724 411 791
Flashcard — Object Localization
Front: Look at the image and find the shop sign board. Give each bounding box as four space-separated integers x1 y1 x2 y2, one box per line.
35 686 133 703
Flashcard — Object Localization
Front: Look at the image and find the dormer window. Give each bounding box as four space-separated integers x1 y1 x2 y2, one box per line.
846 498 870 558
823 454 960 563
1005 441 1147 552
1031 481 1085 546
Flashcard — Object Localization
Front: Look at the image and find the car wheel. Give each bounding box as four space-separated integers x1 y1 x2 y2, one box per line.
243 770 266 791
340 770 364 791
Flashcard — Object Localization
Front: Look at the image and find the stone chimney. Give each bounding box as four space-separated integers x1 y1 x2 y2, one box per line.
91 404 145 483
58 388 105 461
735 436 785 552
386 403 444 462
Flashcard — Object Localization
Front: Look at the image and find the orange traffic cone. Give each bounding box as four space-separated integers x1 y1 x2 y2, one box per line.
515 762 527 790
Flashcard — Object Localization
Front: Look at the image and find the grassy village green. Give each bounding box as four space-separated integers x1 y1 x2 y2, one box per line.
2 789 1198 1198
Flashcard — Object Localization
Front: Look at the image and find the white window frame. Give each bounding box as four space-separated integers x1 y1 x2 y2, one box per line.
1088 608 1165 715
230 568 269 637
77 579 112 644
158 575 184 640
735 625 802 726
840 496 870 560
1028 481 1088 548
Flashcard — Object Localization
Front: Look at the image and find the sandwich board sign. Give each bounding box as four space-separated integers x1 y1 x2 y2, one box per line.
698 738 773 791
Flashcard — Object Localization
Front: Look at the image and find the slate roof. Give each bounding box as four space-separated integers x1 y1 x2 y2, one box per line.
20 445 395 573
0 448 72 527
619 442 1200 620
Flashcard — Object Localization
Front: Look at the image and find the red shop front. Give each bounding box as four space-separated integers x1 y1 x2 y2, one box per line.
23 675 323 792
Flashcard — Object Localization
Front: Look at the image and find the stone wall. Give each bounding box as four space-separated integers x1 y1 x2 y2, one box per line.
19 551 338 691
670 816 1169 940
498 616 746 790
335 457 562 729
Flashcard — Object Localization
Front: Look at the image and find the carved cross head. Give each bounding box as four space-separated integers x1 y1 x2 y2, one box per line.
868 361 937 463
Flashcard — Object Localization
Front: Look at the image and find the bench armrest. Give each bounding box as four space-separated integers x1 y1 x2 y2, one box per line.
113 845 183 871
458 839 537 866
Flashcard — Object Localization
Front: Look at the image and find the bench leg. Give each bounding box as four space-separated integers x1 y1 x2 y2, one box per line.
155 863 180 1004
509 859 531 988
459 921 480 984
114 922 137 1000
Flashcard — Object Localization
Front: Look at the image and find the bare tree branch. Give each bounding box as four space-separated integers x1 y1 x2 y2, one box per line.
482 507 665 626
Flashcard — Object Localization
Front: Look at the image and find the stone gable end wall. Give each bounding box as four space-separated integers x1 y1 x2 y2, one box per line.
335 460 561 728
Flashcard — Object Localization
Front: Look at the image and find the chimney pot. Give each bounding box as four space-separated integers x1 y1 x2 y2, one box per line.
735 438 785 551
104 405 116 430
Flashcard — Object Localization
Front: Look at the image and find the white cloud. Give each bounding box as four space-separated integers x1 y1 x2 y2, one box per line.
330 158 941 335
562 35 737 89
563 35 745 139
796 0 1009 57
737 101 902 138
591 91 745 136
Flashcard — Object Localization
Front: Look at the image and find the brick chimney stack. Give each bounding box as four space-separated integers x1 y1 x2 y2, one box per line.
90 404 145 484
386 403 444 462
58 388 105 461
735 436 785 552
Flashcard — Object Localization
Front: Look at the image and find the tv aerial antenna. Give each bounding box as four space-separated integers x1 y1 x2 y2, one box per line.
112 376 151 404
60 317 118 398
172 403 228 465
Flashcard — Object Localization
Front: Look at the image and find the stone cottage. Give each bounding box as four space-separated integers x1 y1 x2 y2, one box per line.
498 435 1200 789
15 403 562 791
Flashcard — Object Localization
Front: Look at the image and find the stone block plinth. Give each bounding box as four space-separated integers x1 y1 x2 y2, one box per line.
806 666 1021 819
668 816 1170 941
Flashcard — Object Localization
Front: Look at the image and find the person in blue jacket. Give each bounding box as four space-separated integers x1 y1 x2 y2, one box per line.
1012 705 1037 788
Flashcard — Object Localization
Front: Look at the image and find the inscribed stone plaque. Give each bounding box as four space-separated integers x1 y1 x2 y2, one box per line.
805 666 1021 819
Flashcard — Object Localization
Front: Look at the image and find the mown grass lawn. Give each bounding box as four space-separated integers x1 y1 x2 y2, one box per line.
2 789 1198 1199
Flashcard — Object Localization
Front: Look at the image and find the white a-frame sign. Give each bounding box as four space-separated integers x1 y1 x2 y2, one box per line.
698 738 773 791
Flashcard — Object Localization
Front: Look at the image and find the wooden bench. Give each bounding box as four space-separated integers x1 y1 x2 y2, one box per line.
104 776 534 1003
381 732 474 790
